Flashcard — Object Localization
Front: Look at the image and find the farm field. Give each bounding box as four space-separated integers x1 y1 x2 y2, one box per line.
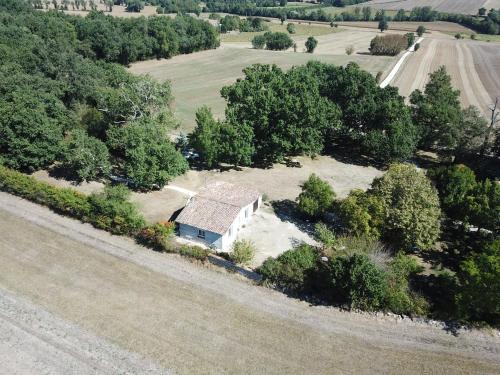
1 192 499 375
129 33 395 132
42 2 161 17
337 20 473 33
361 0 495 15
391 37 500 116
220 22 340 42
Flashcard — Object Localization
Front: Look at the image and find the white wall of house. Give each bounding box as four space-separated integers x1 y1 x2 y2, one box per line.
178 196 262 251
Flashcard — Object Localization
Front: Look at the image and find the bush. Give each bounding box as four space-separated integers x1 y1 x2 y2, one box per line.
263 31 293 50
470 34 476 40
328 254 387 311
87 185 146 235
297 174 336 219
258 244 318 291
345 45 354 55
406 32 415 48
414 42 420 51
0 166 91 218
252 34 266 49
305 36 318 53
370 34 408 56
286 23 296 34
230 239 256 266
455 33 462 39
137 221 175 251
179 245 210 261
416 25 426 37
385 254 428 316
375 71 383 83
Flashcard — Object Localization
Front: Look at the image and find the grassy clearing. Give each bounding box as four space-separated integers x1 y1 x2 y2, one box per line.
220 22 340 42
314 6 402 18
129 46 394 132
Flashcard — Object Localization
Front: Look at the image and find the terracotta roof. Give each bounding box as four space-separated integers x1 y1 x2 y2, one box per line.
197 181 261 207
175 182 261 235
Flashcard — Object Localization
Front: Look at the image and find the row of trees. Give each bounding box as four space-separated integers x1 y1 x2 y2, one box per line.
0 1 220 190
202 1 500 35
190 61 494 168
220 15 267 32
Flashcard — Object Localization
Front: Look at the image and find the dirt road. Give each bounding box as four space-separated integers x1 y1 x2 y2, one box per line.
0 192 499 374
392 37 497 116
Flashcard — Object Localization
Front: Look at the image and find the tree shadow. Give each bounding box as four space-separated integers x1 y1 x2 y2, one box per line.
47 164 83 185
326 144 384 169
270 199 316 237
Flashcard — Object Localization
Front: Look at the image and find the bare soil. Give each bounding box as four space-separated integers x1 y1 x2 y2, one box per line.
0 192 499 375
391 36 498 116
361 0 492 15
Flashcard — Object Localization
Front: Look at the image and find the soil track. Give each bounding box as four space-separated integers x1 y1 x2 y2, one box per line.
0 192 499 374
391 37 497 116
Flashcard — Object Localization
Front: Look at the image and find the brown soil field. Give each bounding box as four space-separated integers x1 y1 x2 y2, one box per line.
1 192 499 375
337 20 473 33
391 36 499 116
362 0 493 15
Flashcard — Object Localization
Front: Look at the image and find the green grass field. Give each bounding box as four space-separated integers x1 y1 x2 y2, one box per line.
220 22 341 42
316 6 403 18
129 47 394 132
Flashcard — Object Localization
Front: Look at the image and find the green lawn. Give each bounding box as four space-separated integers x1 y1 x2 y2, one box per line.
129 47 394 132
220 22 341 43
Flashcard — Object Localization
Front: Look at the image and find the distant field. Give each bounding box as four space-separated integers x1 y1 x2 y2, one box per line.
315 6 402 18
361 0 494 15
220 22 341 42
337 20 473 33
129 45 394 132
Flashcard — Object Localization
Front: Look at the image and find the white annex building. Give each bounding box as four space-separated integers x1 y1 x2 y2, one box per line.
175 181 262 251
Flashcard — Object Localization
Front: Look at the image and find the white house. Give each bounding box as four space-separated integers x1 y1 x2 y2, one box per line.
175 181 262 251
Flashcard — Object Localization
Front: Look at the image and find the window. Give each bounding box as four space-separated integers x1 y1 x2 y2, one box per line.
198 230 205 239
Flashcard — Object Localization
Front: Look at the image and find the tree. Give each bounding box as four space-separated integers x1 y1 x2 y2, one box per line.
190 106 221 168
0 91 67 172
263 31 293 50
106 119 188 190
60 129 111 182
371 163 441 251
337 189 385 238
455 106 488 157
456 239 500 324
478 7 487 16
126 0 144 12
230 240 256 266
416 25 426 37
297 174 336 218
305 36 318 53
378 19 388 32
286 23 296 34
410 66 462 150
406 32 415 48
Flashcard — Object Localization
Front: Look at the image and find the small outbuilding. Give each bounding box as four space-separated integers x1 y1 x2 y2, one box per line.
175 181 262 251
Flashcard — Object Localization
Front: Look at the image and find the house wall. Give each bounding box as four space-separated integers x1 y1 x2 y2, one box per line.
178 223 222 249
178 195 262 251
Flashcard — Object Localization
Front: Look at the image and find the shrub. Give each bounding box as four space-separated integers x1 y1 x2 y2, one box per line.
345 45 354 55
0 166 91 218
230 239 256 266
328 254 387 311
252 34 266 49
414 42 420 51
416 25 425 37
305 36 318 53
87 185 146 235
406 32 415 48
375 71 383 83
286 23 296 34
297 174 336 219
370 34 408 56
258 244 318 291
263 31 293 50
385 254 428 316
470 34 476 40
137 221 175 252
455 33 462 39
179 245 210 261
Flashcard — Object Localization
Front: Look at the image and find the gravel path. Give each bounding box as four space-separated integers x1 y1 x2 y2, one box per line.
0 192 499 374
